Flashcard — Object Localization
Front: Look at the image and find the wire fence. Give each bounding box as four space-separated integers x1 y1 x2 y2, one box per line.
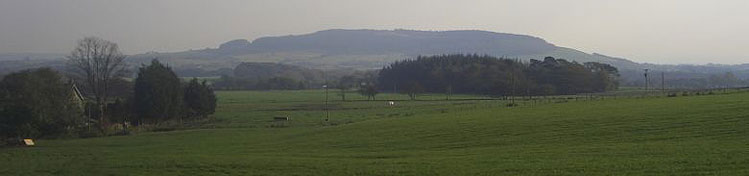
347 86 749 109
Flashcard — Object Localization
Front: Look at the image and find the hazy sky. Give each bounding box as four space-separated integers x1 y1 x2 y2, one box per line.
1 0 748 64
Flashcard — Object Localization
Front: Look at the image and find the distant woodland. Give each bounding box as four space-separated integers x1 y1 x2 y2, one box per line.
212 62 327 90
378 55 619 96
210 54 619 99
2 30 748 89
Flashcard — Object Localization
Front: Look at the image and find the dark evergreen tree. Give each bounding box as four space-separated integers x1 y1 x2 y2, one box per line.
134 59 184 125
184 78 217 119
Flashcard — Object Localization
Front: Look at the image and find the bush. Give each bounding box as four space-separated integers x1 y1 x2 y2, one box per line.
0 68 84 139
184 78 217 119
134 59 184 124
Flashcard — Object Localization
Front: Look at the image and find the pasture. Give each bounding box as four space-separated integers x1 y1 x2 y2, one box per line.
1 90 748 175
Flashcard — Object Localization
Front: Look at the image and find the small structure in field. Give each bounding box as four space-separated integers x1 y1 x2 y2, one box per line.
271 116 290 128
273 116 290 121
387 101 395 106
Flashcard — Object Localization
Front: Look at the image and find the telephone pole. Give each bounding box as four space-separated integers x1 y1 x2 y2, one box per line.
661 72 665 94
644 69 649 91
510 60 517 105
393 83 397 94
324 84 329 121
324 70 329 121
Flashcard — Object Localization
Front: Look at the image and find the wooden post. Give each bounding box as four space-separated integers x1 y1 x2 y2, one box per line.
661 72 665 96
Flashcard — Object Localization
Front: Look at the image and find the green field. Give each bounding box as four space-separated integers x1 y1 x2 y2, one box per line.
2 90 748 175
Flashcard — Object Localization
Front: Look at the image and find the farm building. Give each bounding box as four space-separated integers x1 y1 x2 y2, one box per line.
70 82 86 110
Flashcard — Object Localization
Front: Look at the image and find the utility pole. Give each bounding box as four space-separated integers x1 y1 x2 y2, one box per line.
644 69 649 91
324 70 329 122
324 84 329 121
446 85 452 100
661 72 665 94
511 62 516 105
393 83 397 94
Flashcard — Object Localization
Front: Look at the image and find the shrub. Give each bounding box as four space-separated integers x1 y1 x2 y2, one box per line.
0 68 84 139
184 78 217 119
134 59 184 125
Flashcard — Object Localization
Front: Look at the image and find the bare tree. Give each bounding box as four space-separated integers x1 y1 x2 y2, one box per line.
67 37 128 128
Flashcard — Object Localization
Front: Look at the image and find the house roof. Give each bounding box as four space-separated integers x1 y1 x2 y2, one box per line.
71 83 86 102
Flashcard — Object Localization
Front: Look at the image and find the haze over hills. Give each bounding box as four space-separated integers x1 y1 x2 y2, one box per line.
249 29 555 56
129 29 641 70
127 29 749 85
2 29 748 86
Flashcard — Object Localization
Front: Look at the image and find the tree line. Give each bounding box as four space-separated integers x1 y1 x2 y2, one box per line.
1 37 216 142
664 72 746 89
213 75 310 90
377 54 619 98
212 62 324 90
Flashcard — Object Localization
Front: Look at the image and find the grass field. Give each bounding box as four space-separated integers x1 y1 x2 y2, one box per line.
2 90 749 175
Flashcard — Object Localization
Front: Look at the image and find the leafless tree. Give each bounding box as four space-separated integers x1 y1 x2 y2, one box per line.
67 37 128 127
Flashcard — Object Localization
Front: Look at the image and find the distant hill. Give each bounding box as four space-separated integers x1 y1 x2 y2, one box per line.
123 29 749 86
127 29 644 70
0 53 65 61
248 29 556 56
2 29 748 87
0 53 67 76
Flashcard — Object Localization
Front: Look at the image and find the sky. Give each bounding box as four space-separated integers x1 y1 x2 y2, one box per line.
1 0 748 64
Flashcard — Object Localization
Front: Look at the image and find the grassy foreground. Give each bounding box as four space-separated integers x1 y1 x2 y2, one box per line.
1 90 748 175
